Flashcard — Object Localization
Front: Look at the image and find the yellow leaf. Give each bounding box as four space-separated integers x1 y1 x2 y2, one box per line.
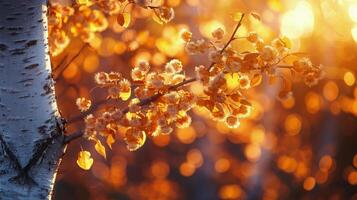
119 89 131 101
95 140 106 159
225 73 240 90
250 12 261 21
76 150 93 170
152 12 164 25
117 13 131 28
76 0 90 5
250 74 262 87
106 134 115 149
122 13 131 28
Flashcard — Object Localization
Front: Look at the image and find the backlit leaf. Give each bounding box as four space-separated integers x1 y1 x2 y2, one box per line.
250 74 263 87
106 134 115 149
95 140 106 159
119 89 131 101
117 13 131 28
76 150 93 170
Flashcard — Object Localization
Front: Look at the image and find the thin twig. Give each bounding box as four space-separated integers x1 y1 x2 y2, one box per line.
208 13 245 70
54 44 88 81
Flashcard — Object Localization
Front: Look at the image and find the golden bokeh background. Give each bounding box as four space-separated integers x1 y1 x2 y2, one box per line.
50 0 357 199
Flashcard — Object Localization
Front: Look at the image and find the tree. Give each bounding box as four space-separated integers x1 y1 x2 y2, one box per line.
0 0 322 199
0 0 65 198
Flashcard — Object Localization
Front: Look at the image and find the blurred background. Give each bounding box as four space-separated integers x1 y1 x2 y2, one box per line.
50 0 357 199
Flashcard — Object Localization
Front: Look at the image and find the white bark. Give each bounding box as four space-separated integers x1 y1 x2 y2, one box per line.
0 0 65 199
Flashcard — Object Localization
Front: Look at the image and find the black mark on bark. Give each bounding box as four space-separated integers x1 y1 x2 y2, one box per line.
25 40 37 47
25 63 39 70
0 44 8 51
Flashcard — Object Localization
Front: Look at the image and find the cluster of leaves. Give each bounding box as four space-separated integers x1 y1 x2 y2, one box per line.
48 0 175 56
74 13 323 170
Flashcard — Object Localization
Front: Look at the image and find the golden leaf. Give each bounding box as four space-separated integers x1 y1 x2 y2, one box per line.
152 12 164 25
76 150 93 170
106 134 115 149
76 0 90 5
250 74 263 87
119 89 131 101
95 140 106 159
240 99 252 106
117 14 124 26
117 13 131 28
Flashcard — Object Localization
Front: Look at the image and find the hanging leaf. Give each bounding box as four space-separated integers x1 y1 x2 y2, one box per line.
250 74 263 87
76 150 93 170
250 12 261 21
117 14 124 26
106 134 115 149
117 13 131 28
152 11 164 25
95 140 106 159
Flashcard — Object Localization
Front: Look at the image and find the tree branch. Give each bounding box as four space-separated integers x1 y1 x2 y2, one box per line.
53 43 88 81
64 15 245 144
208 13 245 70
64 77 197 144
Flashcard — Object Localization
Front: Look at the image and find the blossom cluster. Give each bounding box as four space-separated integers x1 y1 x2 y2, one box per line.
75 14 322 163
48 0 175 56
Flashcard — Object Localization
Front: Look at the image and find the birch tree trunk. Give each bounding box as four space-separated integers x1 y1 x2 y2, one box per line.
0 0 65 199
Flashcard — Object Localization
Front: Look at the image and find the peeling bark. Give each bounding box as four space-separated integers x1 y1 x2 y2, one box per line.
0 0 65 199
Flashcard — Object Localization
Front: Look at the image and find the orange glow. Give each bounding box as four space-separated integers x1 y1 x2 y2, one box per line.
244 144 261 162
179 162 196 177
303 177 316 191
348 171 357 185
323 81 339 101
215 158 231 173
176 126 197 144
151 161 170 179
152 135 171 147
83 54 99 73
319 155 333 172
187 149 204 168
219 184 243 199
63 63 79 79
284 114 302 136
344 71 355 86
305 92 322 114
278 155 298 173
